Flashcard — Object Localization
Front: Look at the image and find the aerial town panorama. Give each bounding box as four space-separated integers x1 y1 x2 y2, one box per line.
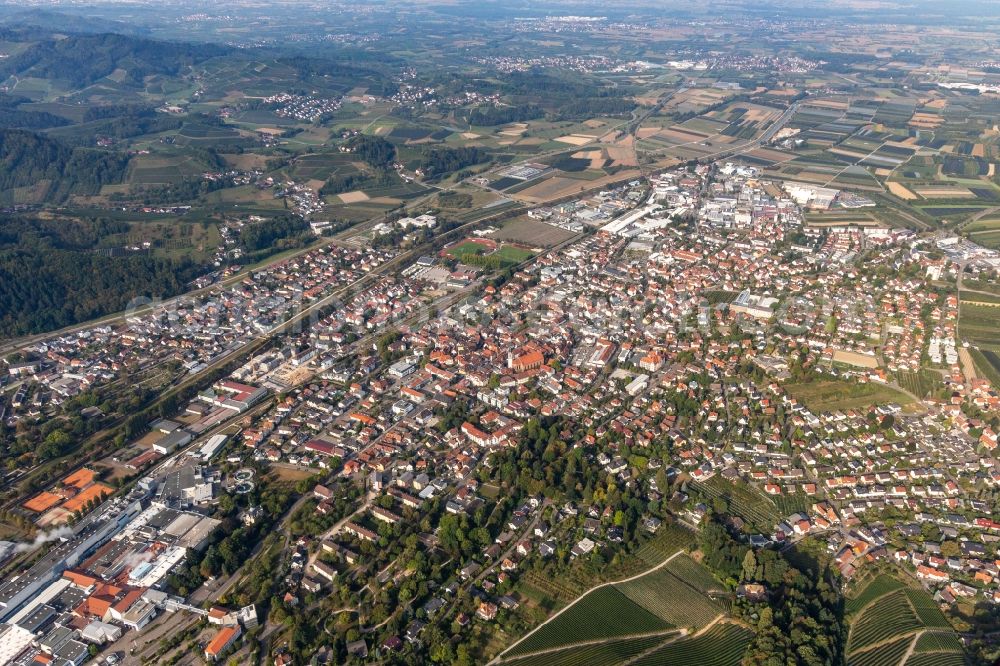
0 0 997 664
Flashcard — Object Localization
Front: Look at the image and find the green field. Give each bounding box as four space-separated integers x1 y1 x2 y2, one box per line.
964 217 1000 233
784 380 914 412
845 575 963 665
846 574 905 614
630 623 753 666
494 246 535 263
504 587 673 657
960 302 1000 349
501 634 669 666
848 589 924 652
447 240 489 258
615 555 724 629
903 653 966 666
895 370 942 399
969 229 1000 249
447 240 535 269
691 477 781 533
635 523 696 559
848 635 912 666
970 348 1000 388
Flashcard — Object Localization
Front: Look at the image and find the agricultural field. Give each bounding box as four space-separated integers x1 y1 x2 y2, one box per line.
912 629 964 653
490 217 577 247
500 634 669 666
848 635 912 666
288 153 362 182
630 623 753 666
502 586 673 657
127 153 215 186
770 492 811 516
969 348 1000 388
504 527 701 658
783 380 914 412
848 589 925 652
902 654 966 666
614 555 724 629
845 574 905 615
895 370 943 399
845 574 964 665
173 122 245 147
958 302 1000 350
691 477 781 533
633 524 698 567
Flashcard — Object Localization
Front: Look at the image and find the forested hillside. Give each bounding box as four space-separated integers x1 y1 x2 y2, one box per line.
0 216 202 336
0 129 128 202
0 32 227 87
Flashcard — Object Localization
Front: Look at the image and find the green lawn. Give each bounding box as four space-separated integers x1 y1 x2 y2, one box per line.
784 380 913 412
494 246 535 263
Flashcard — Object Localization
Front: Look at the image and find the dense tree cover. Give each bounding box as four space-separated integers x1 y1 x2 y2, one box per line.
121 172 232 206
81 103 156 122
468 104 543 127
319 172 374 196
810 52 877 73
501 69 638 102
551 97 636 121
0 214 203 336
51 113 184 147
1 10 143 36
700 517 845 666
343 134 396 169
240 214 312 252
170 479 296 597
0 95 71 130
321 135 400 194
0 32 228 88
279 55 399 97
412 146 490 179
0 129 128 201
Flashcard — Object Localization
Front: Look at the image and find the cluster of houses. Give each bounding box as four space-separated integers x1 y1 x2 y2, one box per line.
263 93 343 122
3 243 395 426
4 156 1000 663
